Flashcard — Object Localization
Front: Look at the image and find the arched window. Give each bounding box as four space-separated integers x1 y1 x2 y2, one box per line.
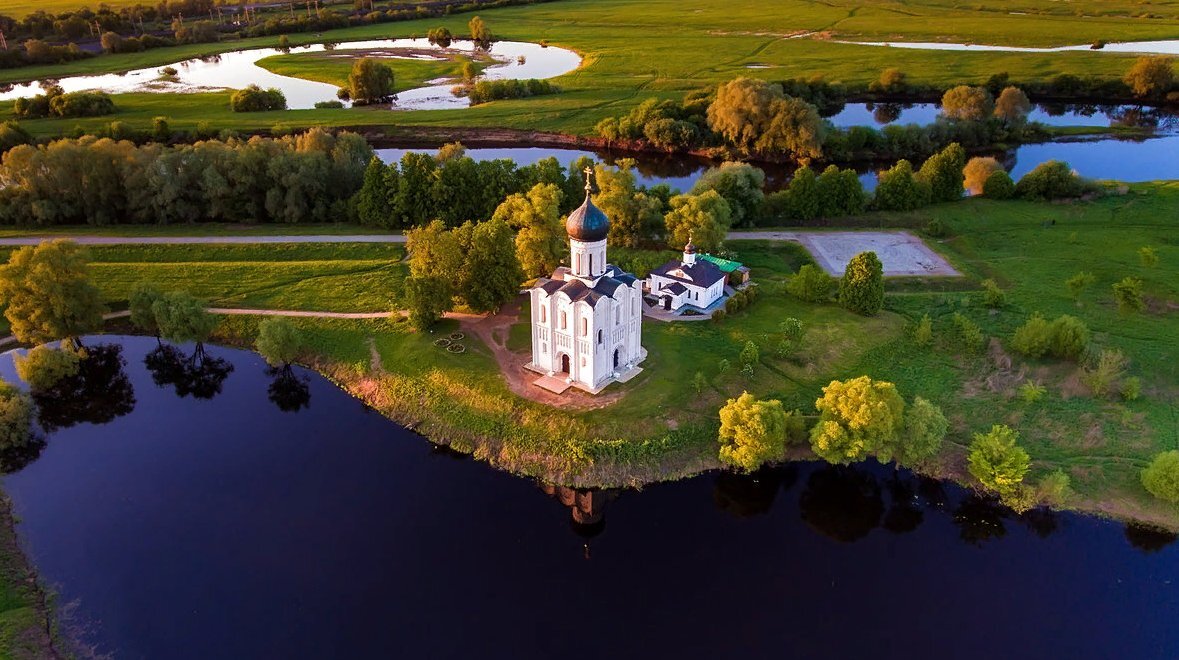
581 317 588 336
589 253 594 274
575 253 582 273
540 306 547 323
597 329 603 345
560 311 567 330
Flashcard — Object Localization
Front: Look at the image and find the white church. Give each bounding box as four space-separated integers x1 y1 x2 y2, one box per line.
526 169 646 394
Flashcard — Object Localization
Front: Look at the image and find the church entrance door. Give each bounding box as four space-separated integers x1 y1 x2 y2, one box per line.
613 348 621 370
662 296 672 310
560 354 571 374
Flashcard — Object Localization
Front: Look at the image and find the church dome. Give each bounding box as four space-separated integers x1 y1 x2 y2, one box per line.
566 167 609 242
566 196 610 242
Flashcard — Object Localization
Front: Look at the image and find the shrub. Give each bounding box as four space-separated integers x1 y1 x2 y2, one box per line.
1081 348 1129 398
1048 315 1090 360
718 392 788 471
967 425 1031 497
711 308 727 323
1011 313 1052 358
899 397 948 468
925 218 949 237
468 79 557 105
963 157 1003 195
1138 246 1160 269
1015 160 1090 200
1066 271 1096 301
916 142 966 203
952 313 986 354
0 384 34 452
874 159 932 211
787 264 834 303
1141 451 1179 503
314 100 345 109
1123 56 1175 99
1018 381 1047 404
230 85 287 112
1120 376 1142 401
1037 470 1073 507
980 279 1005 308
838 251 884 316
982 170 1015 199
739 340 759 371
692 371 707 394
1112 276 1145 313
913 314 933 346
255 317 304 367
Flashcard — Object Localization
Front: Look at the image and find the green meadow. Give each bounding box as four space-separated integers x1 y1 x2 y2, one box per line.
4 0 1179 138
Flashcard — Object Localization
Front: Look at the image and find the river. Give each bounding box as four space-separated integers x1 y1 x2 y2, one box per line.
1 337 1176 659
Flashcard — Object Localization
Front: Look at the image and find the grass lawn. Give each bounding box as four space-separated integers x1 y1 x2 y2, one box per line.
254 50 488 91
4 0 1179 138
0 224 391 238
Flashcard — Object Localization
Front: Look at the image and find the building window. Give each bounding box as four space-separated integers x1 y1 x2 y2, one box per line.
597 329 603 345
581 317 588 336
542 342 548 353
589 253 594 274
576 253 582 273
540 306 546 323
560 311 567 330
581 357 587 367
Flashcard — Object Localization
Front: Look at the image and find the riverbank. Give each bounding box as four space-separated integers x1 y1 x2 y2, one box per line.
0 495 61 659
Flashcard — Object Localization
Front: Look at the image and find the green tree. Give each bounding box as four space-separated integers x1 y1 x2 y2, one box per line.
1011 313 1053 358
874 159 931 211
1141 450 1179 503
707 77 823 160
355 157 393 227
994 86 1032 123
963 156 1003 195
718 391 788 472
0 383 34 452
14 342 82 391
493 183 565 278
255 317 304 367
692 371 708 395
129 282 163 336
815 165 866 218
406 219 464 282
1112 276 1145 314
739 340 759 371
403 275 454 331
458 217 524 313
917 142 966 203
1015 160 1087 200
967 425 1031 497
777 318 804 357
786 264 834 303
152 291 218 348
348 58 395 105
0 240 105 346
784 166 819 221
913 314 933 346
899 396 948 468
1123 56 1175 99
982 170 1015 199
980 278 1005 308
870 67 908 93
839 251 885 316
941 85 994 121
594 161 665 247
468 16 492 47
664 190 732 252
810 376 906 464
690 162 765 228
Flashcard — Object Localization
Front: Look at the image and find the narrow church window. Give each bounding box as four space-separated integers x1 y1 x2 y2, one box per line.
598 329 603 345
560 311 567 330
576 253 582 273
540 306 547 323
581 317 588 336
589 253 594 274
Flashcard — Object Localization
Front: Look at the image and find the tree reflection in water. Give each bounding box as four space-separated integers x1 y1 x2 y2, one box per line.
799 465 884 543
267 366 311 413
33 344 136 433
870 102 904 124
1018 507 1060 539
144 343 234 399
953 494 1009 546
712 465 798 518
1124 523 1178 553
0 435 46 474
882 474 924 535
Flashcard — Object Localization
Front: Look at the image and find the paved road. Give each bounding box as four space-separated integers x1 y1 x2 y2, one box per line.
0 235 407 246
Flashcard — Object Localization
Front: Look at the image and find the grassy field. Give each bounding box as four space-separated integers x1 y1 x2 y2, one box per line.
3 0 1178 138
57 182 1169 526
254 50 487 91
0 224 392 238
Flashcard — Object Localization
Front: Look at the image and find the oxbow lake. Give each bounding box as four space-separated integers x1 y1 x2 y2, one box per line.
1 337 1177 659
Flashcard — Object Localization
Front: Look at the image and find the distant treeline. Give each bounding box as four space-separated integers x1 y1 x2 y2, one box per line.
0 0 559 70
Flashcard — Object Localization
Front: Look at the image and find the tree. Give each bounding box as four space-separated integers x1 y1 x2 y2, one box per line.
899 396 948 468
593 161 665 248
1142 450 1179 503
1066 271 1096 301
468 16 492 47
427 27 453 48
994 86 1032 123
355 157 393 227
1011 313 1053 358
255 317 304 367
983 170 1015 199
493 183 565 278
1015 160 1087 200
14 342 82 391
914 314 933 346
777 318 804 357
348 58 395 105
707 77 823 160
784 166 819 221
152 291 218 348
129 282 163 336
967 425 1030 497
810 376 906 464
1112 276 1145 314
100 31 123 53
815 165 867 218
664 190 732 252
963 156 1003 195
917 142 966 203
870 67 908 93
690 162 765 228
718 392 788 472
0 240 105 346
692 371 708 395
404 275 454 331
229 85 286 112
839 251 885 316
0 383 34 452
786 264 834 303
874 159 931 211
941 85 994 121
406 219 464 281
739 340 759 371
458 217 524 313
1124 56 1175 99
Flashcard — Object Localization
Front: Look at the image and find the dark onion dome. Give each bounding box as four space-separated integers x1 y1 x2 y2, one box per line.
684 239 697 254
566 167 610 242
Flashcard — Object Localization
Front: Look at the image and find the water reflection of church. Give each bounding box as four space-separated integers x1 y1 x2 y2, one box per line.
540 483 614 543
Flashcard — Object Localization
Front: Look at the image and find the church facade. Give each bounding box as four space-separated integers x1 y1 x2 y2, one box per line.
647 241 728 311
526 170 646 393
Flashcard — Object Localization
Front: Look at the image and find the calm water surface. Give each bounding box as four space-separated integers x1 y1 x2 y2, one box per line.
1 337 1177 659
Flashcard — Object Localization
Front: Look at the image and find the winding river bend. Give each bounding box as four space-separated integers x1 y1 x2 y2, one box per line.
1 337 1177 659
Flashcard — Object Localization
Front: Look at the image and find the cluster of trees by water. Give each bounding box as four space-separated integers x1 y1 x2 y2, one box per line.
11 86 116 120
595 58 1177 163
0 0 547 69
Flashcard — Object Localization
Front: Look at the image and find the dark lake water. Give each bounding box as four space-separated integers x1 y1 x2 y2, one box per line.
2 337 1178 659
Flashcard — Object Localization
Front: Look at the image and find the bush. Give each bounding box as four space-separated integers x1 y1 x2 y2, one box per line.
916 142 966 203
982 170 1015 199
980 279 1005 308
468 79 557 105
1015 160 1091 200
314 100 345 109
839 251 884 316
711 308 726 322
967 425 1031 497
1082 348 1129 398
941 85 994 121
1037 470 1073 507
1113 276 1145 313
899 396 948 468
1121 376 1142 401
1141 450 1179 503
913 314 933 346
1011 313 1090 360
1018 381 1047 403
230 85 287 112
0 384 34 452
14 87 116 120
874 159 932 211
787 264 834 303
255 317 304 366
963 156 1003 195
952 313 985 354
14 343 82 391
1011 313 1053 358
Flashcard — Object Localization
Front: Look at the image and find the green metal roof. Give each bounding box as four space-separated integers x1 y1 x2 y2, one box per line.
699 254 746 273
